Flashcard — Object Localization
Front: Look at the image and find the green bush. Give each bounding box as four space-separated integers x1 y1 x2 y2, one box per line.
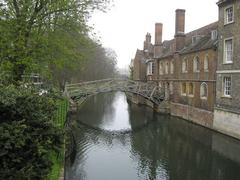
0 85 63 179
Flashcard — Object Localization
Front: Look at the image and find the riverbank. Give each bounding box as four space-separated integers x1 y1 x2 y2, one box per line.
47 99 68 180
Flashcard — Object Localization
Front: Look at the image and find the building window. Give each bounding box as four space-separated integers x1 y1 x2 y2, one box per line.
165 62 169 74
152 62 155 74
192 35 202 44
223 76 231 97
181 82 187 96
204 55 209 72
200 83 208 99
211 30 218 40
193 56 200 72
170 61 174 74
225 6 234 25
159 62 163 75
170 82 173 95
159 82 163 88
224 38 233 64
182 58 188 73
147 62 153 75
188 83 194 96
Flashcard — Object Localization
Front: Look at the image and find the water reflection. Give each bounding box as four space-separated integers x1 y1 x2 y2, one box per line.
65 92 240 180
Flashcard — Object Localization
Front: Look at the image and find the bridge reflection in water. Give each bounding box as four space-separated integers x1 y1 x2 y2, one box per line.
65 91 240 180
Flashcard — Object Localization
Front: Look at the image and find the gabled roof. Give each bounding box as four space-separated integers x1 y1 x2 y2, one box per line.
180 35 218 55
156 21 218 59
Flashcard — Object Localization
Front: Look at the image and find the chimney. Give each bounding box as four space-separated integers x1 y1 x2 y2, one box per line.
175 9 186 51
144 33 151 51
155 23 162 45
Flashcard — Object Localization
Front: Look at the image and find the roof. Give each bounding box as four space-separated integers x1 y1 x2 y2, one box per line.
155 21 218 59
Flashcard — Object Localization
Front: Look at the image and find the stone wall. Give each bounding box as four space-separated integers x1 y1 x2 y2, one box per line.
213 108 240 139
171 102 213 128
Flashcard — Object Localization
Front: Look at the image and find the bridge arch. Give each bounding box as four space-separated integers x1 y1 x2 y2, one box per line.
64 78 165 107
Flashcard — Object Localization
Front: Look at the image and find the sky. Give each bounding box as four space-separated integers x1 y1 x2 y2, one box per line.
89 0 218 69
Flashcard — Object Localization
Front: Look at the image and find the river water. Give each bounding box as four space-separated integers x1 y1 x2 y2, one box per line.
65 92 240 180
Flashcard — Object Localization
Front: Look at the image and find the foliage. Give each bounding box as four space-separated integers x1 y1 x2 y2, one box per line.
0 85 63 179
74 45 118 81
0 0 115 85
47 99 68 180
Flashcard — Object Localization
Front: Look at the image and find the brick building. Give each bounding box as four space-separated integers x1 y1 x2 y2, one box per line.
131 4 240 138
132 33 153 81
213 0 240 139
150 9 218 127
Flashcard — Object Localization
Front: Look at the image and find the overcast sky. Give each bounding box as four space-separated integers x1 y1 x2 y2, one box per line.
89 0 218 69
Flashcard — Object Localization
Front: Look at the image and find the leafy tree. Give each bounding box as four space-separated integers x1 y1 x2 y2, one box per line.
77 45 117 81
0 0 112 82
0 85 63 179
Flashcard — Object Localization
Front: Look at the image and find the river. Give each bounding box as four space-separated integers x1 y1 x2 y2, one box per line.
65 91 240 180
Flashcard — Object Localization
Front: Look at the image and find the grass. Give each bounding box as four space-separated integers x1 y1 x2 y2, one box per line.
46 99 69 180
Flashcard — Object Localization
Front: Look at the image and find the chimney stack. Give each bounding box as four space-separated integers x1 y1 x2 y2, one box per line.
144 33 151 51
155 23 163 45
175 9 186 51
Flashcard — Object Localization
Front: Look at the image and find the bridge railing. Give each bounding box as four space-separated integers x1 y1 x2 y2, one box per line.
64 78 165 105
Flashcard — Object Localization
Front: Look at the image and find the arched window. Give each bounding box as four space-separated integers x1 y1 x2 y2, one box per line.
204 55 209 72
170 82 173 94
200 83 208 99
159 62 163 75
188 82 194 96
152 62 155 74
165 62 169 74
170 61 174 74
182 58 188 73
193 56 200 72
181 82 187 95
159 82 162 88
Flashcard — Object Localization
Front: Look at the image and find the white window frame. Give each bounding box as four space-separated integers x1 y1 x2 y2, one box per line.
188 82 194 97
170 61 174 74
147 62 153 75
193 56 200 72
211 30 218 40
159 62 163 75
170 82 173 95
165 62 169 74
223 76 232 97
223 37 233 64
200 82 208 100
152 62 155 75
181 82 187 96
182 58 188 73
224 5 234 25
204 55 209 72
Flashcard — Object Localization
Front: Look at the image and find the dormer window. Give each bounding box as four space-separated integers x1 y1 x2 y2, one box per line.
224 5 234 25
192 35 202 44
211 30 218 40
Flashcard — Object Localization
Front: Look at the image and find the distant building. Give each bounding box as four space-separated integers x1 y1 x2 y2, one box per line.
213 0 240 139
132 33 154 81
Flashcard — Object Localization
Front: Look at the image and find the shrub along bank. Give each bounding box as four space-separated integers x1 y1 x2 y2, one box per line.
0 85 67 179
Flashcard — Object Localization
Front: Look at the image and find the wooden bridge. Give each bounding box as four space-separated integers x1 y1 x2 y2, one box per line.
64 78 165 106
